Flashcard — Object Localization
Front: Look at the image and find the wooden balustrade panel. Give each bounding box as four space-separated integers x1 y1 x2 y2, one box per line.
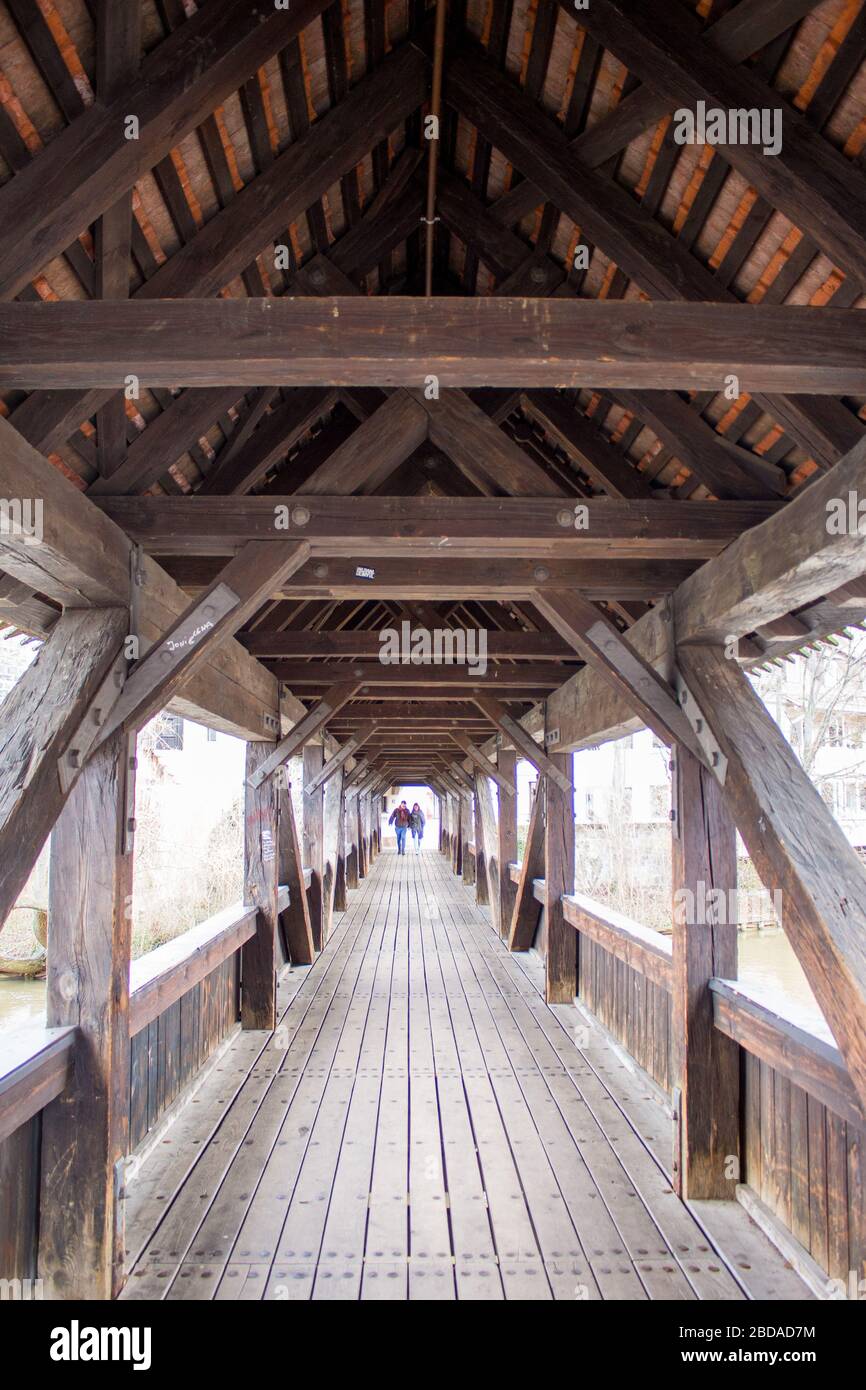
742 1051 866 1287
128 953 240 1151
578 937 673 1093
0 1114 40 1282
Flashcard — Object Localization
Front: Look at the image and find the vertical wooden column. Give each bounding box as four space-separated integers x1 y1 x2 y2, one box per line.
358 791 369 877
277 774 315 965
40 730 134 1299
242 740 280 1029
334 789 348 912
544 750 576 1004
322 767 344 937
473 786 489 906
463 799 476 886
345 788 360 889
497 748 518 938
671 746 740 1200
303 743 325 949
452 795 463 875
475 773 501 932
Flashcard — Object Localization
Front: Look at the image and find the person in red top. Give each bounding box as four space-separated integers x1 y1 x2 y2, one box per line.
388 801 410 855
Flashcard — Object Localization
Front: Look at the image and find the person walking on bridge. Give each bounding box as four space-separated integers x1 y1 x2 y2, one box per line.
409 803 425 853
388 800 410 855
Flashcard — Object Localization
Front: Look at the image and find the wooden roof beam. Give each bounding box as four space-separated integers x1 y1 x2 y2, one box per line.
97 495 778 557
5 299 865 394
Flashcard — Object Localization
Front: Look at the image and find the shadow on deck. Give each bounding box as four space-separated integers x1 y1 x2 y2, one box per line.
120 849 811 1302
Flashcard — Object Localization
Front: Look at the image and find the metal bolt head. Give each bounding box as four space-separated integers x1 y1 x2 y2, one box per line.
291 506 311 527
313 562 328 579
529 265 547 285
308 265 326 287
533 565 550 582
557 509 574 528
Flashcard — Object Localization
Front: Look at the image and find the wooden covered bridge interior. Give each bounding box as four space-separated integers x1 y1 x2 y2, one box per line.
1 0 866 1302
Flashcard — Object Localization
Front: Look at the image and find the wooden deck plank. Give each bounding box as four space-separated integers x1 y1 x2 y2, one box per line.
121 847 811 1302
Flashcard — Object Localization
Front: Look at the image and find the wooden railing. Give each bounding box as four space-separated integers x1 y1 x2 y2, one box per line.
475 858 865 1284
0 877 311 1281
0 1024 76 1147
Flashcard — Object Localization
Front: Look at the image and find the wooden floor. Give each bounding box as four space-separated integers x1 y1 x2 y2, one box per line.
121 846 811 1301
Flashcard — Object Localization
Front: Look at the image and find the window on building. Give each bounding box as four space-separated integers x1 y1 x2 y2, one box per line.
650 786 668 817
154 714 184 752
828 720 844 748
207 728 217 744
586 791 596 822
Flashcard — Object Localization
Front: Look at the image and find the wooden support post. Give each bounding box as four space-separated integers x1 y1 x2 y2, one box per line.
544 751 576 1004
497 748 518 938
671 746 739 1200
345 789 360 889
303 744 325 950
475 773 501 933
678 642 866 1112
0 607 128 932
39 731 133 1299
358 791 369 878
453 796 464 876
334 785 348 913
474 786 489 906
508 778 545 951
322 767 344 940
277 775 315 965
242 741 279 1029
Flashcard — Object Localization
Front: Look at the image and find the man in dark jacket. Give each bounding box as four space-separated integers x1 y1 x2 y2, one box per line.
388 801 410 855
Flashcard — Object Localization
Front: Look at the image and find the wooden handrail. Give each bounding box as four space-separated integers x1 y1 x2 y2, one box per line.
129 884 296 1037
562 891 673 991
710 978 863 1130
0 1024 76 1145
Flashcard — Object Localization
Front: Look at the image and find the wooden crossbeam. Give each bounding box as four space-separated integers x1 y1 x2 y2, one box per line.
3 300 865 394
413 388 565 497
161 554 698 601
303 722 376 795
196 389 339 498
450 733 516 795
269 662 567 688
678 643 866 1113
0 416 280 740
472 693 573 794
0 607 128 931
675 435 866 645
247 679 362 789
0 0 334 300
533 589 706 760
95 494 776 555
524 432 866 754
98 541 311 745
508 785 545 951
243 629 575 659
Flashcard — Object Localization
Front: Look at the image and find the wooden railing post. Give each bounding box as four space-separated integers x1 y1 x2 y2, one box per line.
497 748 518 937
473 786 489 907
303 743 325 949
39 729 134 1299
345 787 360 889
671 745 739 1199
242 740 280 1029
277 774 315 965
544 750 576 1004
